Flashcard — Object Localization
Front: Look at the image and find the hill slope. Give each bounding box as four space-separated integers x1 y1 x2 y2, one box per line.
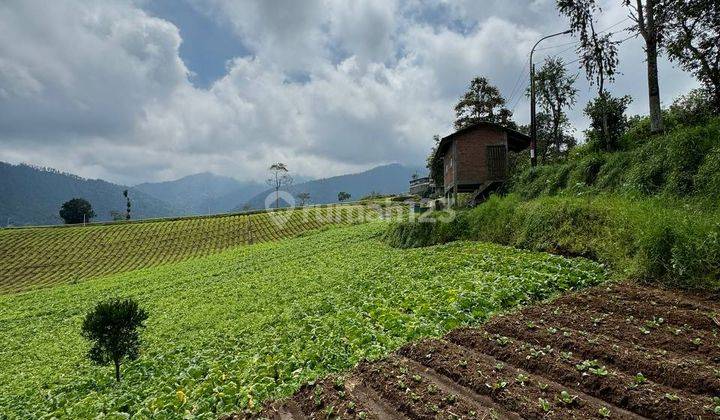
239 163 424 210
0 222 603 417
0 162 181 226
0 204 378 294
134 173 265 215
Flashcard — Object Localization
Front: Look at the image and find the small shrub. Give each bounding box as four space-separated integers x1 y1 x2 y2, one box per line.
81 298 148 382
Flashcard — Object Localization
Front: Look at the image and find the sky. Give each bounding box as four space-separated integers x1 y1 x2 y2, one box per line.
0 0 698 185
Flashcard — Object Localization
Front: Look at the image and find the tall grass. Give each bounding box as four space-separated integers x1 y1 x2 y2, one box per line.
385 195 720 291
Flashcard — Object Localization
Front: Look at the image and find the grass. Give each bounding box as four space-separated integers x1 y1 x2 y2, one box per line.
0 204 378 294
0 222 604 418
384 194 720 290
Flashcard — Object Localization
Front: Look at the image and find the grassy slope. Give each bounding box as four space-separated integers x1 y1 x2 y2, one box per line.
0 205 375 294
0 222 604 418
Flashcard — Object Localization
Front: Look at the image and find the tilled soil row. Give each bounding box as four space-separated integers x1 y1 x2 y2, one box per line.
247 284 720 419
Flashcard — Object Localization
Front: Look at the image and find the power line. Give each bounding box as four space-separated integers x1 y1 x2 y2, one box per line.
533 18 632 52
506 53 531 108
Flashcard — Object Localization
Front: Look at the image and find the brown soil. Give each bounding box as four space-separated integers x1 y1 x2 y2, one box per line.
241 283 720 419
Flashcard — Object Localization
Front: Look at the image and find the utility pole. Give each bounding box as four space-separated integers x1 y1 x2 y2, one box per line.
530 29 572 167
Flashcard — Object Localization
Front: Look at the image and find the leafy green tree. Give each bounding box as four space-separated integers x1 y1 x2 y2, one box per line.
59 198 96 224
454 77 515 129
665 0 720 112
530 57 578 162
81 298 148 382
426 134 444 188
337 192 351 202
584 93 632 151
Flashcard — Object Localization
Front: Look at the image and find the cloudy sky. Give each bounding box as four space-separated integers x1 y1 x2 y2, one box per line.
0 0 698 185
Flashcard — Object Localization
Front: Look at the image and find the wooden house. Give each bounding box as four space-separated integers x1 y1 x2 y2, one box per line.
435 122 530 205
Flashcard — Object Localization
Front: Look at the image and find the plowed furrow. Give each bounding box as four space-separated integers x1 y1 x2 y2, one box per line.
357 357 498 419
400 338 635 419
446 328 715 419
484 313 720 396
518 304 720 363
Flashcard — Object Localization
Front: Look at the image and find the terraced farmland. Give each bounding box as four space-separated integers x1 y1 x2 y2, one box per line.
0 205 379 294
0 222 604 417
258 283 720 419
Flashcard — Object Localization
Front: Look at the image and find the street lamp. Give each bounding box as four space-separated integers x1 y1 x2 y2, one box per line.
530 29 572 167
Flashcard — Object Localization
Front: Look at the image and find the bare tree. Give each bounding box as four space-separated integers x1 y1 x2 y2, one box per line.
266 163 293 209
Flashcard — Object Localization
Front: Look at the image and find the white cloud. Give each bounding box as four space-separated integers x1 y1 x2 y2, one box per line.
0 0 700 185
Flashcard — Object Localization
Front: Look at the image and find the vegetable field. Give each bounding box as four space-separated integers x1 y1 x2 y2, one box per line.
265 283 720 419
0 205 377 294
0 222 604 418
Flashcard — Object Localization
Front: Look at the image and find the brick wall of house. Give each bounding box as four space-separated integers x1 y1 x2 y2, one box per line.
443 142 455 189
455 127 507 184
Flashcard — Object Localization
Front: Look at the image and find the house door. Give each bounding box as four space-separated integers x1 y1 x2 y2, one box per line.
486 145 507 180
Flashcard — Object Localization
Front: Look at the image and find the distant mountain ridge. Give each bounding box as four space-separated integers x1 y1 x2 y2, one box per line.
0 162 181 226
237 163 424 210
0 162 425 226
134 172 265 215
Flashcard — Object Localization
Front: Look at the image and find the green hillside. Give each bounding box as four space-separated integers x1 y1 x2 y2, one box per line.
0 222 604 418
0 205 377 294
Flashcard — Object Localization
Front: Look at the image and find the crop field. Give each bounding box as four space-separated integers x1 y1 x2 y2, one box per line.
0 204 379 294
0 222 604 418
262 283 720 419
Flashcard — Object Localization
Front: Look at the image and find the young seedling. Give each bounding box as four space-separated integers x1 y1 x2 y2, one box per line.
458 359 468 368
557 390 578 406
561 351 573 360
663 393 680 402
515 373 529 386
347 401 356 412
487 381 508 391
632 372 647 387
538 398 551 412
538 382 549 391
427 384 438 395
495 336 511 346
589 366 609 377
563 330 573 337
494 362 505 371
692 337 702 346
547 327 558 334
444 394 458 404
598 406 612 418
412 374 422 383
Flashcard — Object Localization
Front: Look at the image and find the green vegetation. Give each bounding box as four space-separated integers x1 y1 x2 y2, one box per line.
0 222 604 417
82 298 148 382
0 205 377 294
387 117 720 291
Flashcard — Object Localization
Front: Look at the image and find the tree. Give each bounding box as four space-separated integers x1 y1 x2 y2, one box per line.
296 192 311 206
584 93 632 151
123 190 131 220
557 0 620 140
454 77 515 130
110 211 124 221
337 192 351 202
530 57 578 162
59 198 96 224
266 163 293 209
81 298 148 382
665 0 720 112
426 134 444 188
558 0 670 132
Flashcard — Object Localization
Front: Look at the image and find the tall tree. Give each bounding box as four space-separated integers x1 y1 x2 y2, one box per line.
123 189 131 220
557 0 620 140
266 163 293 209
530 57 578 162
454 77 515 129
665 0 720 112
558 0 668 132
337 192 351 202
59 198 96 224
625 0 670 132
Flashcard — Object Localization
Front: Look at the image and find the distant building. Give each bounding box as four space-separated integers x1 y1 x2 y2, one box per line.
408 176 436 197
434 122 530 205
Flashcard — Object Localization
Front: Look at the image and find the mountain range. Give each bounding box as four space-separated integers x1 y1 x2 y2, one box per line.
1 162 425 226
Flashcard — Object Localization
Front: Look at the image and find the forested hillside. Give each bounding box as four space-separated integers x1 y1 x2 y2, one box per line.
134 172 265 215
239 163 424 209
0 163 181 226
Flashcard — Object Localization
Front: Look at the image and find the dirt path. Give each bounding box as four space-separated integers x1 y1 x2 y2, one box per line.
235 283 720 419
